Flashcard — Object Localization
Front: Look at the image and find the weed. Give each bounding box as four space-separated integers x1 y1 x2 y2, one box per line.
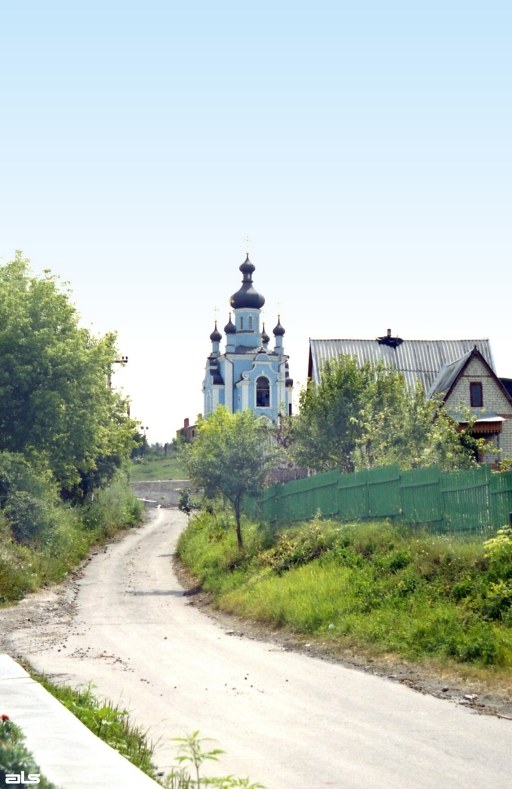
162 731 264 789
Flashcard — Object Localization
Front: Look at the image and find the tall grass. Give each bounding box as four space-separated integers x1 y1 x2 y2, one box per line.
177 513 512 671
0 475 143 604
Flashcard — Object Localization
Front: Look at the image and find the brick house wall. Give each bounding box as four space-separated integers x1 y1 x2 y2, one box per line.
446 357 512 462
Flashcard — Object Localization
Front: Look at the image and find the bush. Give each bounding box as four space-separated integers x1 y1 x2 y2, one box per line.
0 714 56 788
83 475 143 536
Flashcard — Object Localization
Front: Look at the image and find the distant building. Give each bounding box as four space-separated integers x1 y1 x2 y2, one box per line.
177 417 197 443
203 255 293 424
308 332 512 464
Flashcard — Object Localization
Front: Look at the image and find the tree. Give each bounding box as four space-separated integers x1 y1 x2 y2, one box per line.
184 406 275 549
0 252 137 499
292 355 481 474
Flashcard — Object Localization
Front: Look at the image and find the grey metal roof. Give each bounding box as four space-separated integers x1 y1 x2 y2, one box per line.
309 338 495 393
427 350 473 398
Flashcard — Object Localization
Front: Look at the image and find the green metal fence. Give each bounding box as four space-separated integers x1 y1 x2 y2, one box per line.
245 465 512 536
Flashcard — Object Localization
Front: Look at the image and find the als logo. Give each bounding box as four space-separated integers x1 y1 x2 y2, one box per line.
5 772 40 784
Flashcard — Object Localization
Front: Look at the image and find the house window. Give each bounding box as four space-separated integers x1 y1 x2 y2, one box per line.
256 376 270 407
470 382 483 407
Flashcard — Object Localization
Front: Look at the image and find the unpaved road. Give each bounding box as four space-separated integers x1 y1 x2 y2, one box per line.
2 508 512 788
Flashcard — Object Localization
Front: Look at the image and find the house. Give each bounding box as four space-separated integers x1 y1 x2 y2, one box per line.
308 332 512 463
177 417 197 443
202 255 293 424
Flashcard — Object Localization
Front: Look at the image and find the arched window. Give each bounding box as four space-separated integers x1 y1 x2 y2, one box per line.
256 376 270 408
248 315 253 330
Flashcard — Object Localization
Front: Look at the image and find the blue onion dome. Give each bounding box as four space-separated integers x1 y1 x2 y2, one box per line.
273 315 285 336
285 375 294 387
230 254 265 309
261 323 270 344
209 321 222 342
224 313 236 334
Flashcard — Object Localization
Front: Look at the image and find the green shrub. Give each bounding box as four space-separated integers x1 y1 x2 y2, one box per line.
0 714 56 788
484 526 512 580
83 474 143 535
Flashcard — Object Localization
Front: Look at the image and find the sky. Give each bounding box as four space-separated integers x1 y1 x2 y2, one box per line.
1 1 511 442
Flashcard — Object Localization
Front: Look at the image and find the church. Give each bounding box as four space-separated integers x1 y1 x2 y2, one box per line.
203 255 293 424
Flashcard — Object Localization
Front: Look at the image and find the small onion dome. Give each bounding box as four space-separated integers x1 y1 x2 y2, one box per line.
209 321 222 342
230 254 265 309
273 315 285 336
239 254 255 276
261 323 270 345
224 313 236 334
286 376 294 387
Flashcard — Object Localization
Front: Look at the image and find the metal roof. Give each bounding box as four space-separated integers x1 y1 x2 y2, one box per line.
308 338 495 393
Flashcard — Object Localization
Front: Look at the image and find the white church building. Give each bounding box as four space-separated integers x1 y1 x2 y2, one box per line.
202 255 293 424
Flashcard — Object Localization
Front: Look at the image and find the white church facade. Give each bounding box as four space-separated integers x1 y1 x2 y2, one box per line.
203 255 293 424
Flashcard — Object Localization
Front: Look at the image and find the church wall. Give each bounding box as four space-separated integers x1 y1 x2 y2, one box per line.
203 256 292 426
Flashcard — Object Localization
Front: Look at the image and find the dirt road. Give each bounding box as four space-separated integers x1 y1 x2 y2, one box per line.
2 508 511 788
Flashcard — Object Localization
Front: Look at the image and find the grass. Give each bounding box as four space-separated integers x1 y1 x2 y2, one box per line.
177 511 512 677
129 451 187 481
36 677 158 779
0 476 144 604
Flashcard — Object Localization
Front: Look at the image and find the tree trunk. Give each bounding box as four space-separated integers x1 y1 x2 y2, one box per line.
234 499 243 550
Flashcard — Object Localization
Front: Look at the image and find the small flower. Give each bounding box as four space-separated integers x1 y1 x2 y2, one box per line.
1 714 10 721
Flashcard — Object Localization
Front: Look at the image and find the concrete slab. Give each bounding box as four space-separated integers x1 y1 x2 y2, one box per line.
0 654 161 788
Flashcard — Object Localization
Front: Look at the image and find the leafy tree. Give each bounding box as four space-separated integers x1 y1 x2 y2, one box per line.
184 406 275 549
292 355 481 474
0 252 137 499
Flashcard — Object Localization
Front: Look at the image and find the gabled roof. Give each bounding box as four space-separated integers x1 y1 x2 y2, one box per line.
429 346 512 407
308 338 495 393
427 349 473 398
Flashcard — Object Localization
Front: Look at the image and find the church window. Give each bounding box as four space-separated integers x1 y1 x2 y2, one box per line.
240 316 244 330
256 376 270 408
248 315 253 330
470 382 483 407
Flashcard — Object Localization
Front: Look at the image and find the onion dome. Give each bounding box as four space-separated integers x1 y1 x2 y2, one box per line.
285 376 294 387
230 254 265 310
261 323 270 345
224 313 236 334
209 321 222 342
273 315 285 336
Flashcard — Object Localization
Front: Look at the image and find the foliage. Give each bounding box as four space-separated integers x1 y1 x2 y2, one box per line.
178 512 512 670
264 516 337 575
82 473 143 535
0 714 56 788
0 252 137 500
0 451 60 545
163 731 264 789
183 407 276 549
292 355 482 474
484 525 512 578
0 477 142 603
178 489 198 517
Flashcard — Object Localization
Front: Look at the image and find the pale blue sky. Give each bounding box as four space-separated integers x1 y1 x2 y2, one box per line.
1 2 511 441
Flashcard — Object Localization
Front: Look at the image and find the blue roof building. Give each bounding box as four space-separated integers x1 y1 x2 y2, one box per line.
203 255 293 424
